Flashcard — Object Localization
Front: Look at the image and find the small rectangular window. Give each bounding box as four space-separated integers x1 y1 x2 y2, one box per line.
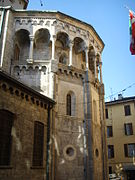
107 126 113 138
105 108 108 119
124 105 131 116
124 143 135 157
108 145 114 159
32 121 44 166
124 123 133 135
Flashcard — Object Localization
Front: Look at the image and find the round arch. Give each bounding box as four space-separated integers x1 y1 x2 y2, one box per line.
14 29 30 63
33 28 51 60
34 28 51 45
88 45 96 73
66 91 76 116
73 37 86 54
56 31 69 49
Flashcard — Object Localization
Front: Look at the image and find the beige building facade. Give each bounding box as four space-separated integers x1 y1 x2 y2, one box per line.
106 96 135 180
0 1 108 179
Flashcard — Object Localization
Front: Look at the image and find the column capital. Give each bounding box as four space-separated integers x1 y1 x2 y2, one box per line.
84 46 89 53
51 35 56 42
99 61 102 66
29 35 34 41
69 40 74 48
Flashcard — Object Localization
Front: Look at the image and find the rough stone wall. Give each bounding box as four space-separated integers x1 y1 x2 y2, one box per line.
53 71 104 180
0 78 50 180
55 73 84 180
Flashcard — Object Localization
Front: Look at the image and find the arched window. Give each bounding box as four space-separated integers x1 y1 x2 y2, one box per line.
66 92 76 116
32 121 44 166
93 100 97 123
67 94 71 116
0 110 14 166
14 44 20 61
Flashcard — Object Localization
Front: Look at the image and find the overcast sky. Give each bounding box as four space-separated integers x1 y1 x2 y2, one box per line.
28 0 135 101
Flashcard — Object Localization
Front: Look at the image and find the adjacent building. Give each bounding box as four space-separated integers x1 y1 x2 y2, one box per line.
0 0 108 179
106 95 135 180
0 70 55 180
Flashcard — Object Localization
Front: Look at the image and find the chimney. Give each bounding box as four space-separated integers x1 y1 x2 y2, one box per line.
118 94 123 100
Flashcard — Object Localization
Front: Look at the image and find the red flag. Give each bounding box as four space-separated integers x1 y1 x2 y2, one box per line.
129 11 135 55
130 11 135 38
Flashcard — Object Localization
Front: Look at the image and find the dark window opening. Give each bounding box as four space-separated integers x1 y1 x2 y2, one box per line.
107 126 113 138
108 145 114 159
67 94 71 116
14 44 20 61
109 166 112 174
124 105 131 116
124 123 133 135
124 143 135 157
105 108 108 119
0 110 14 166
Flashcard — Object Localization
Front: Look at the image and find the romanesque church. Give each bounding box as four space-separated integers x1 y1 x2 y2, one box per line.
0 0 108 179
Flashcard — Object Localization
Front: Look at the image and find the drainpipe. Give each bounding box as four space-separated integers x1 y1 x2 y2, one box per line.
100 87 108 180
0 8 10 67
85 69 94 180
82 77 87 180
85 47 94 180
46 104 51 180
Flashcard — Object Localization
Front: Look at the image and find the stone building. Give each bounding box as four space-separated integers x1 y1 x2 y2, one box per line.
106 95 135 180
0 0 108 179
0 70 55 180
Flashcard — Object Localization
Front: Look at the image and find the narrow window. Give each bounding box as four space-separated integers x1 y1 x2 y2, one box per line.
124 105 131 116
124 123 133 135
107 126 113 138
67 94 71 116
14 44 20 61
124 143 135 157
32 121 44 166
108 145 114 159
93 100 97 123
0 110 13 166
66 92 76 116
105 108 108 119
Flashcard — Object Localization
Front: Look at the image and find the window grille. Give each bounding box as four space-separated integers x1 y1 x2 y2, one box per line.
32 121 44 166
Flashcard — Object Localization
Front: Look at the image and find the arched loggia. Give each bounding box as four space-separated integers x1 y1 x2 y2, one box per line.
73 37 86 69
14 29 30 64
55 32 69 65
33 28 51 60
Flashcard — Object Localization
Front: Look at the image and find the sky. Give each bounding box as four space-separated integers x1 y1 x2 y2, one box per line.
28 0 135 101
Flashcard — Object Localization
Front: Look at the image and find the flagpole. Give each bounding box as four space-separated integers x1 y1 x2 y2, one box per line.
124 5 135 15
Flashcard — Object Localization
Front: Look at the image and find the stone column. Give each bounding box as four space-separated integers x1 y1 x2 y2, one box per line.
69 41 74 66
94 56 97 79
51 35 56 60
99 62 103 83
85 47 89 70
27 35 34 64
